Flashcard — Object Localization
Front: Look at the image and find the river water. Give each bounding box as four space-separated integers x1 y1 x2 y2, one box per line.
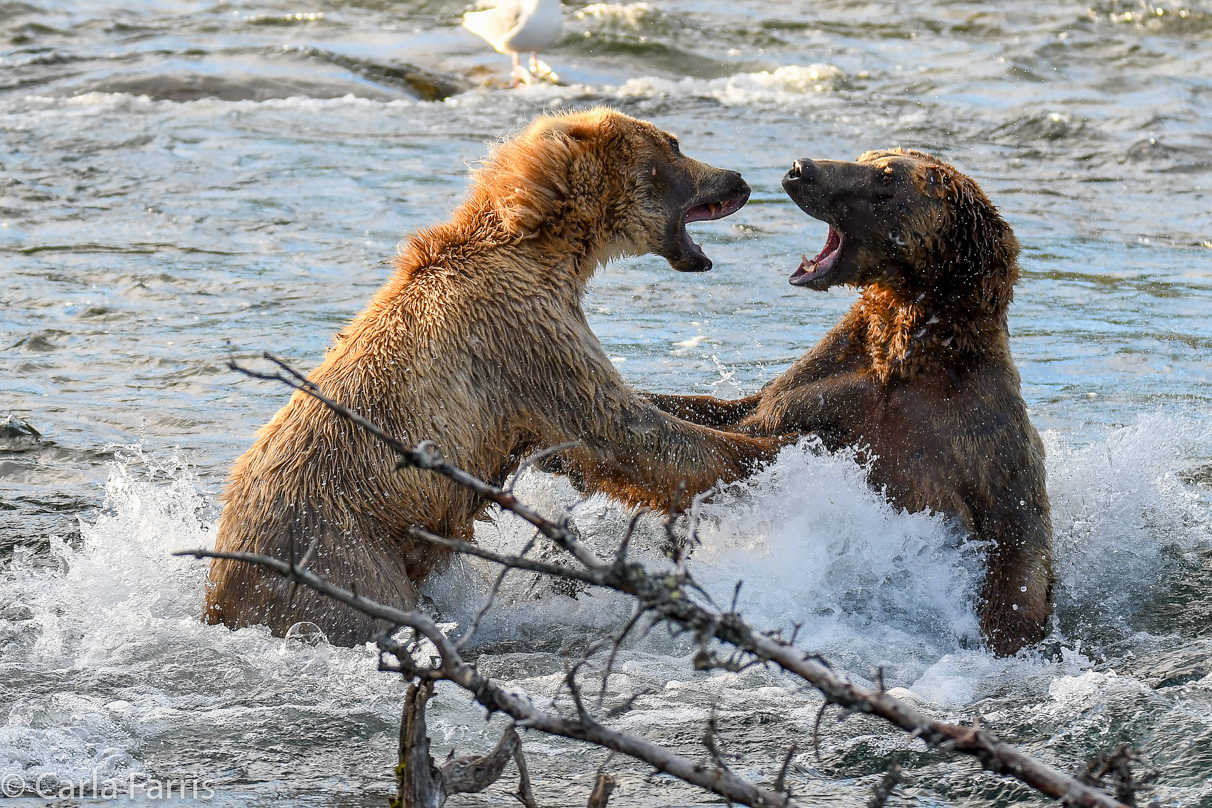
2 1 1212 806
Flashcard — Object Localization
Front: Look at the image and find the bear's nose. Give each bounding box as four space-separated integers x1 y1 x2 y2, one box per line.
785 158 817 184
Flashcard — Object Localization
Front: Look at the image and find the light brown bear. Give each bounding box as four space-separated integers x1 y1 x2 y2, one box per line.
204 108 786 646
646 149 1053 656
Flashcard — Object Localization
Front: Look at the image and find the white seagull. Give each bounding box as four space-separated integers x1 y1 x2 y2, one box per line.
462 0 563 86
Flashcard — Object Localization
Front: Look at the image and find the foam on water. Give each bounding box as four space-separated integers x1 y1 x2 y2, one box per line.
3 60 847 122
610 65 845 106
430 412 1212 668
1045 413 1212 641
0 450 402 795
574 2 657 27
692 440 982 662
10 91 418 115
419 436 975 665
2 413 1210 796
443 64 847 111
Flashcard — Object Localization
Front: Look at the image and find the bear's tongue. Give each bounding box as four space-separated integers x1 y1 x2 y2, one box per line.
684 193 747 224
678 190 750 269
789 226 843 287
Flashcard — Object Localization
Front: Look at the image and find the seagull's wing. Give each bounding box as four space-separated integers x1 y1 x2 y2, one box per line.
462 0 526 52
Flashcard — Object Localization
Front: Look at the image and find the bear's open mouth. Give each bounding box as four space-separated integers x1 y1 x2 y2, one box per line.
684 194 747 224
679 191 750 266
789 226 843 287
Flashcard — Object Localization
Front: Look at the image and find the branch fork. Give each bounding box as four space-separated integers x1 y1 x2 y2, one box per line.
178 351 1144 808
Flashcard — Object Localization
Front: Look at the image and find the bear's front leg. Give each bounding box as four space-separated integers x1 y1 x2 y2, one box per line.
976 506 1054 656
640 392 762 430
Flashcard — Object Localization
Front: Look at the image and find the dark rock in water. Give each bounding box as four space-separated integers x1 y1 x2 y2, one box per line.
67 71 412 102
1138 647 1209 689
63 51 468 103
307 49 468 102
0 414 42 452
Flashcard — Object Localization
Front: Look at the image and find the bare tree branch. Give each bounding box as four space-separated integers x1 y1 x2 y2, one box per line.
456 531 540 651
440 726 534 807
1079 743 1157 808
395 680 442 808
175 546 800 808
226 352 606 571
392 678 537 808
202 351 1136 808
773 743 797 797
867 756 903 808
586 772 616 808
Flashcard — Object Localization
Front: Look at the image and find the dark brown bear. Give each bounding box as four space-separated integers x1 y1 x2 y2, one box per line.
646 149 1053 656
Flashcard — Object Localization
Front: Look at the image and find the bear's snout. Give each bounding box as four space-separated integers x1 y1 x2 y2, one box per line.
722 170 750 199
783 158 819 188
782 159 828 219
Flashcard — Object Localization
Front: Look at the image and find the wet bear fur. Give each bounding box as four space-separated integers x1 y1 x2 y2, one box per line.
204 108 784 645
647 149 1053 656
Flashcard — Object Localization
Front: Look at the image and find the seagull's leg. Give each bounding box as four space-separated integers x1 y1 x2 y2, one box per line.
510 51 526 87
529 52 540 74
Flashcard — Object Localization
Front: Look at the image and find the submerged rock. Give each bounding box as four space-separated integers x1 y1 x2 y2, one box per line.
63 49 469 103
0 414 42 452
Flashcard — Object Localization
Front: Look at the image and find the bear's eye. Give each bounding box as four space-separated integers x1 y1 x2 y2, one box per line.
666 135 680 156
875 166 896 197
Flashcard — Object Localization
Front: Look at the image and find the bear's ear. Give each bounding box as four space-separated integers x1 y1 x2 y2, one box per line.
535 108 614 145
945 178 1021 312
555 115 600 143
919 166 951 200
484 117 584 236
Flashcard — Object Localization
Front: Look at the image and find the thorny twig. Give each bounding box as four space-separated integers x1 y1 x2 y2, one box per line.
615 508 648 564
175 545 799 808
774 743 797 796
1080 743 1157 808
597 604 648 707
867 755 903 808
193 352 1138 808
604 689 654 719
227 351 607 572
456 530 540 651
702 706 733 775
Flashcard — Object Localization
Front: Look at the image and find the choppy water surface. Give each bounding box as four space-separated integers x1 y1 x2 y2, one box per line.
2 1 1212 806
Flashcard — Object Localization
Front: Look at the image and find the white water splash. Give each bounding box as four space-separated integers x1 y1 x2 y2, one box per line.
0 451 402 795
1045 413 1212 638
2 413 1210 799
